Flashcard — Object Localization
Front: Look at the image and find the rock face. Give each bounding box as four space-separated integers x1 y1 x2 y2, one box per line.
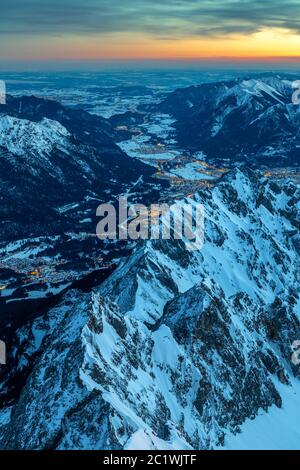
0 168 299 449
159 76 300 166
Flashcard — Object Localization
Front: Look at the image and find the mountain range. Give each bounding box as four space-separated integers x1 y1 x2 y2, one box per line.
159 76 300 166
0 75 299 450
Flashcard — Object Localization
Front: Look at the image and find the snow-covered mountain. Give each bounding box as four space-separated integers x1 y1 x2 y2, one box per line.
159 76 300 166
1 167 299 449
0 115 70 159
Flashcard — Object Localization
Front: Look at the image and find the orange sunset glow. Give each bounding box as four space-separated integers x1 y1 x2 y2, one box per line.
1 28 300 62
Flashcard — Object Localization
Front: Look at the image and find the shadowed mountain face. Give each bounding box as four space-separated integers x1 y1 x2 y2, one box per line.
159 76 300 166
0 96 159 241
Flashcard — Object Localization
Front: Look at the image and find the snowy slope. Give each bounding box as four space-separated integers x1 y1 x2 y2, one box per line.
223 378 300 450
0 115 70 158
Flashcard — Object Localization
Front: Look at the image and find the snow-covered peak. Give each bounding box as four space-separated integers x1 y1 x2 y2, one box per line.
240 78 289 104
0 115 70 158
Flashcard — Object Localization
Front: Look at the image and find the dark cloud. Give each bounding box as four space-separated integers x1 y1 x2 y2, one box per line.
1 0 300 37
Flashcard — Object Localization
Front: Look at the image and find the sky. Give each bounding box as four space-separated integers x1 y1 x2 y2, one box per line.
1 0 300 68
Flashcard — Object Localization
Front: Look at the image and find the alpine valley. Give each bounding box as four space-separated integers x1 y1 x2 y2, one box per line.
0 72 299 450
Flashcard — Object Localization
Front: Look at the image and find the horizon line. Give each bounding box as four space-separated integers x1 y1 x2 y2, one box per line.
0 56 299 72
